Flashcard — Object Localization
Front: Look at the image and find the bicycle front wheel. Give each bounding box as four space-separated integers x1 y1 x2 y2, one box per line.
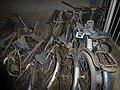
79 50 96 90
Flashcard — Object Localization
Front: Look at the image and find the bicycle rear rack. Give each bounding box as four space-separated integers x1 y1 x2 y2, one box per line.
95 51 118 72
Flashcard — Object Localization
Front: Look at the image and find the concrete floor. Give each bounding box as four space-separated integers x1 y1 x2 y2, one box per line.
0 0 91 20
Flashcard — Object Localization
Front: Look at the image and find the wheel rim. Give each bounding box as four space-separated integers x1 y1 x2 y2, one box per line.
79 53 92 90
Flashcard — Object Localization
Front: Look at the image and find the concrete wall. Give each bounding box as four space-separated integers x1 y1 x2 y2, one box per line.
0 0 90 20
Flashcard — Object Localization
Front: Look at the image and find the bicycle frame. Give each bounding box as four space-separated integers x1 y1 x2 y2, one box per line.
85 19 118 89
71 50 80 90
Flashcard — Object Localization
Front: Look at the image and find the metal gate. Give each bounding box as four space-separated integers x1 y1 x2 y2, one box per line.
96 0 120 49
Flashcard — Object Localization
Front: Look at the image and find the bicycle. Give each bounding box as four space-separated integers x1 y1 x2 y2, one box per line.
61 1 118 90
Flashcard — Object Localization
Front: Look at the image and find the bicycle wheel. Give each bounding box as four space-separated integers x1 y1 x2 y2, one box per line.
43 45 73 90
48 59 73 90
79 50 96 90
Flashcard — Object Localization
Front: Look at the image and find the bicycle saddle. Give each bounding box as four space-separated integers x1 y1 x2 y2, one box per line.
90 32 111 39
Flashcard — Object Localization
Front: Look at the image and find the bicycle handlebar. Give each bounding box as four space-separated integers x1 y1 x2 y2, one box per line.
62 1 76 10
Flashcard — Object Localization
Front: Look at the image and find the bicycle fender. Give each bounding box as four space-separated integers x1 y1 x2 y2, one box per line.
82 48 100 68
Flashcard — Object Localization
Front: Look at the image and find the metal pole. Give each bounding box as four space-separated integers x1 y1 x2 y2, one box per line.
103 0 117 33
115 30 120 45
109 3 120 34
97 0 105 28
112 17 120 39
99 0 103 7
100 0 108 30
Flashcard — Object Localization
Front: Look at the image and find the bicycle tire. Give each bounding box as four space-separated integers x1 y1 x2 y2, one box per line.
79 50 96 90
42 47 73 90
